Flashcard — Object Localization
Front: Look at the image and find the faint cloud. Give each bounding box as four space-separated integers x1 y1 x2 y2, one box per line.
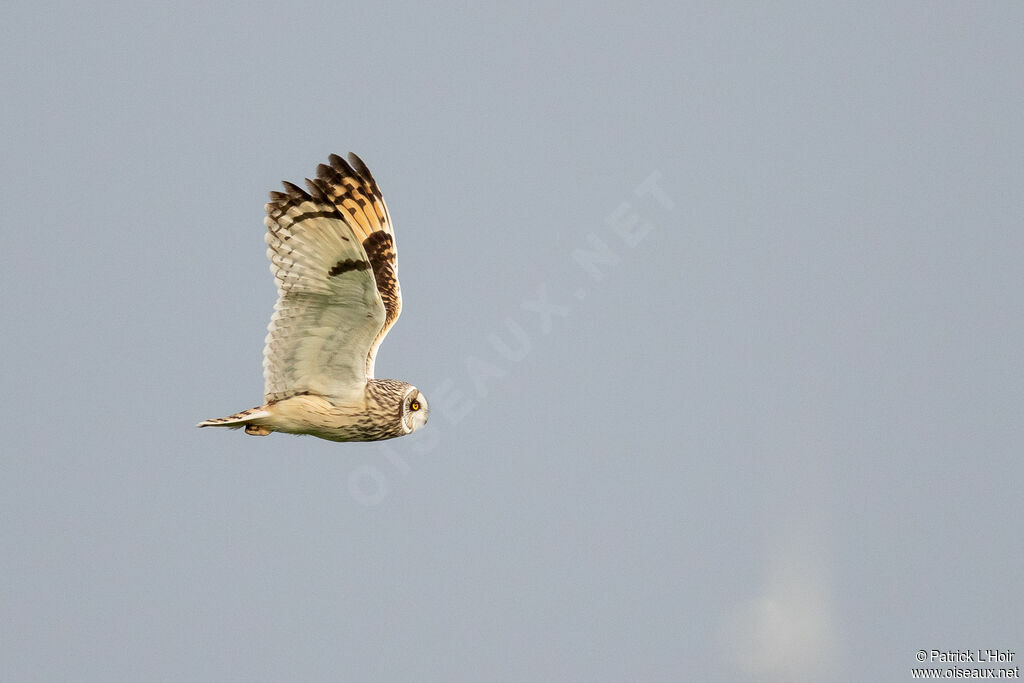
720 517 840 682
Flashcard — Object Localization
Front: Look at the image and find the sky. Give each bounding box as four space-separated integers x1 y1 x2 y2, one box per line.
2 2 1022 681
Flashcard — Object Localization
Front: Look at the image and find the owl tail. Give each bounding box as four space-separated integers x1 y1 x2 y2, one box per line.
196 406 273 435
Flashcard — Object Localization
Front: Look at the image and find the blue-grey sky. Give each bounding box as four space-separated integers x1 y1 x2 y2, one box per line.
2 2 1022 681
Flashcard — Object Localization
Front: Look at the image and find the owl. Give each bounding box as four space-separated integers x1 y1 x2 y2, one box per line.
198 153 429 442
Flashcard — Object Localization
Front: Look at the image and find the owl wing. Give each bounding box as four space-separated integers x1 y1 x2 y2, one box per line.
262 153 402 403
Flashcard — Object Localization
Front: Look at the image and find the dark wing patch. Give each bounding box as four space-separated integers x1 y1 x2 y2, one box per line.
328 259 371 277
362 231 400 333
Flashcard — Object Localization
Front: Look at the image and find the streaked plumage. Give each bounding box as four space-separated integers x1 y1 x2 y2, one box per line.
198 153 428 442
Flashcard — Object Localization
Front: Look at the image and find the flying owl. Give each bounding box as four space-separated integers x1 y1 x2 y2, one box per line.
197 153 429 442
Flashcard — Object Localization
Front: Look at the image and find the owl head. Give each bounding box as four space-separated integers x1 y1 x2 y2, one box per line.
401 387 429 433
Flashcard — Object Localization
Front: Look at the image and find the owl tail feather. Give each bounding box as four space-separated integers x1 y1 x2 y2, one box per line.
196 406 272 435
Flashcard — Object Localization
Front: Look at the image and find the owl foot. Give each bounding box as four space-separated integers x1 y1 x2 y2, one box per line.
245 425 271 436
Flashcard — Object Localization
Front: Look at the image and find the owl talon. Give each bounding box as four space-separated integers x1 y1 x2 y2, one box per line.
245 425 271 436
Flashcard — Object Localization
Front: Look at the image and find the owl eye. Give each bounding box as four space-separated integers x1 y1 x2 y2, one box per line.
410 401 421 411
